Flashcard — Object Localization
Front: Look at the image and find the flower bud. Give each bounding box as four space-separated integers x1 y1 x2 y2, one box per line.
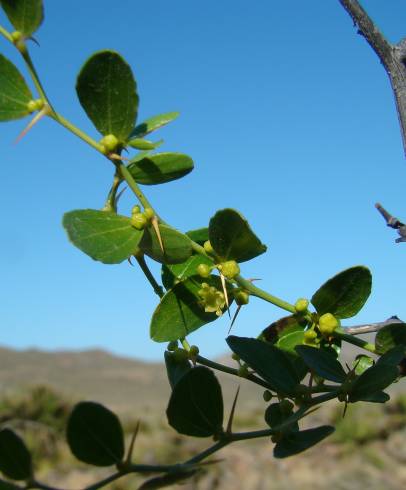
318 313 339 335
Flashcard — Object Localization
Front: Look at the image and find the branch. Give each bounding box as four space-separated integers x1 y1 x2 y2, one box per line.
339 0 406 156
345 316 405 335
338 0 392 68
375 203 406 243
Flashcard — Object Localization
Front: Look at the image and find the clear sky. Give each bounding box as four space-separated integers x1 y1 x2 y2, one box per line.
1 1 406 361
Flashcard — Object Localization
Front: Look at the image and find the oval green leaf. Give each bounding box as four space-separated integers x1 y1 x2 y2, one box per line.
209 208 267 263
130 112 179 139
127 138 162 150
186 227 209 245
226 336 300 395
265 403 298 432
63 209 143 264
274 426 334 458
161 254 213 290
0 429 32 481
76 50 138 140
164 351 191 389
353 354 374 376
295 345 347 383
140 224 192 264
166 367 223 437
348 363 399 403
375 322 406 354
151 275 230 342
311 266 372 319
67 401 124 467
127 152 194 185
276 330 305 355
1 0 43 36
0 54 32 121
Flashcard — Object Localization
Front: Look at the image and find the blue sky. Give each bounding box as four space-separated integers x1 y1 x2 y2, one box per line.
1 1 406 361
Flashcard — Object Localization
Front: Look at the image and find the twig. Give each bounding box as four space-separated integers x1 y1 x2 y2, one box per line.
345 316 405 335
375 203 406 243
338 0 406 156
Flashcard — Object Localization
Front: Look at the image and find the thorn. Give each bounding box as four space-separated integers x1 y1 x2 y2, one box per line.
247 278 262 282
226 386 240 434
219 273 230 317
228 305 242 334
125 421 140 464
128 256 135 266
15 107 47 143
151 216 164 254
28 36 40 47
342 399 348 418
115 186 127 204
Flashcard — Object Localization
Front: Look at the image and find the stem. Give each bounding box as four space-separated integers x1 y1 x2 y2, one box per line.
49 112 103 153
184 441 229 465
333 330 376 353
104 173 122 212
135 255 164 298
309 391 340 406
195 354 273 390
116 161 155 211
20 49 51 105
0 25 12 42
235 275 296 314
84 473 125 490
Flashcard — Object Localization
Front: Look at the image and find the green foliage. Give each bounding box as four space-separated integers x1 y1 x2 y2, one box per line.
209 208 267 262
166 367 223 437
295 345 347 383
139 224 192 264
375 322 406 354
130 112 179 139
66 402 125 467
0 54 32 121
311 266 372 319
76 50 138 140
150 275 230 342
0 1 403 487
127 152 193 185
63 209 143 264
0 428 32 480
161 254 213 290
1 0 43 36
273 426 335 458
227 336 301 395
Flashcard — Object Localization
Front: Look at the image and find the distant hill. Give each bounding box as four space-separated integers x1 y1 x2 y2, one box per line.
0 346 262 416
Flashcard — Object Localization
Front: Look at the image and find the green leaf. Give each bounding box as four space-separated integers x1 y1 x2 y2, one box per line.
62 209 143 264
348 364 399 403
277 330 305 355
140 224 192 265
295 345 347 383
274 426 334 458
209 209 266 262
186 227 209 245
377 345 406 367
138 470 197 490
127 138 163 150
1 0 43 36
161 254 213 290
311 266 372 319
130 112 179 139
166 367 223 437
0 429 32 481
67 401 124 467
259 315 307 344
0 54 32 122
150 275 229 342
164 351 191 389
265 403 298 432
76 50 138 140
375 322 406 354
127 152 194 185
353 355 374 376
226 336 300 395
